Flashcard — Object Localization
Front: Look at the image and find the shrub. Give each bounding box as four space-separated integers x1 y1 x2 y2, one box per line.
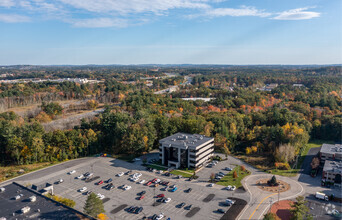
274 162 291 170
233 171 238 178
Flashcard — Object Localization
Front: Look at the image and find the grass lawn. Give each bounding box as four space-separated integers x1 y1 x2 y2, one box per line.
0 161 61 183
216 166 251 188
170 170 193 178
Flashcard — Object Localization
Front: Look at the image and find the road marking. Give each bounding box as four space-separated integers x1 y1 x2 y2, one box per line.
248 193 277 220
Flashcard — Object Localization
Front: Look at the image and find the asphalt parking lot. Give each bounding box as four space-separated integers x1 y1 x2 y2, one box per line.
305 195 342 220
26 157 247 220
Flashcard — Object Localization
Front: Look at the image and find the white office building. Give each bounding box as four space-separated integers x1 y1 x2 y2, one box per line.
159 133 214 169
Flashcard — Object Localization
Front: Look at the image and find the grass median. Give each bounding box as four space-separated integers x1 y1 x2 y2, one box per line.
216 166 251 188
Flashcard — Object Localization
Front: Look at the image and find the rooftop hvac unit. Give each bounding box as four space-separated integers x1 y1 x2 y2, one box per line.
0 187 5 192
29 196 36 202
14 195 21 200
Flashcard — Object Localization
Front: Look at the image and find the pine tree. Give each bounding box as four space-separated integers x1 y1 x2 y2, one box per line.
84 193 105 217
290 196 312 220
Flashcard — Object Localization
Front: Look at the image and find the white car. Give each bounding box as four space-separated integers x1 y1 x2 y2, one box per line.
79 187 87 192
156 213 164 220
164 198 171 203
139 180 146 184
124 186 132 191
157 170 163 174
155 179 161 184
132 178 139 182
68 170 76 175
77 174 84 179
97 193 105 200
231 186 236 191
117 172 124 177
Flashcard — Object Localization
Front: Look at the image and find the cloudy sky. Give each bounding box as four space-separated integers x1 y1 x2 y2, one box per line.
0 0 341 65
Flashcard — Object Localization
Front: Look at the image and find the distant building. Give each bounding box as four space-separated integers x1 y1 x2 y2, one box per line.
159 133 214 169
258 83 278 92
181 98 215 102
293 83 305 87
322 160 342 187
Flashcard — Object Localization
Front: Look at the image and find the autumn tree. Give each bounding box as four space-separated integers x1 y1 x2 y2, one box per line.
310 157 320 170
233 171 238 179
86 100 99 110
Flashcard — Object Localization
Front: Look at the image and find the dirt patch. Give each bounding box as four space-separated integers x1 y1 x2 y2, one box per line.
203 194 215 202
110 204 128 214
85 176 100 183
269 200 294 220
256 179 290 193
185 207 200 218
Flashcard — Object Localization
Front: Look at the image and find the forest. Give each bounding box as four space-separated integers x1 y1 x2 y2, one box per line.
0 65 341 171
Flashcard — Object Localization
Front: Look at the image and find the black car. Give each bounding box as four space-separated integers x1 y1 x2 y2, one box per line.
135 207 143 214
138 191 146 196
217 209 225 214
185 188 192 193
106 178 112 183
177 202 186 208
127 206 134 212
84 172 90 177
185 205 192 210
151 214 157 220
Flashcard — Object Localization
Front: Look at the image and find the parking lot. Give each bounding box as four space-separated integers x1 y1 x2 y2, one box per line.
27 157 248 220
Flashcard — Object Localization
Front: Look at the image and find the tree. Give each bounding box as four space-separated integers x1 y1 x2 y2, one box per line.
263 213 280 220
233 171 238 179
8 136 24 164
86 100 99 110
210 173 215 182
290 196 312 220
97 213 108 220
310 157 320 170
274 144 295 163
267 175 278 186
84 193 105 217
241 165 246 172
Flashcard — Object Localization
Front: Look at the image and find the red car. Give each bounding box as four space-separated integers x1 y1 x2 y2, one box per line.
139 195 145 200
152 178 157 183
157 194 165 198
97 180 104 185
146 181 152 186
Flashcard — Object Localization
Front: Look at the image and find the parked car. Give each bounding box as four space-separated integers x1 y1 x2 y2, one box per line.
225 186 231 190
139 195 145 200
79 187 87 192
156 213 164 220
164 198 171 203
77 174 84 179
57 179 64 184
124 186 132 190
135 207 143 214
117 172 124 177
208 183 213 187
185 188 192 193
177 202 186 208
138 191 146 196
139 179 146 184
68 170 76 175
85 190 92 195
97 180 104 185
171 187 178 192
146 181 152 186
185 205 192 210
231 186 236 191
217 209 225 214
157 194 165 198
225 167 232 171
106 178 112 183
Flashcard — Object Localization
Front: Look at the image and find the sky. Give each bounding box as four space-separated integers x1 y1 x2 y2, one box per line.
0 0 341 65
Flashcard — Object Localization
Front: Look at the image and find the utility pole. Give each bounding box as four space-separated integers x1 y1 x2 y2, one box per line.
278 185 280 202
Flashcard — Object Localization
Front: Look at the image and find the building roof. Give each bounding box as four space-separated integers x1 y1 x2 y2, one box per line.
320 144 342 155
323 160 342 175
0 182 94 220
159 132 213 149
